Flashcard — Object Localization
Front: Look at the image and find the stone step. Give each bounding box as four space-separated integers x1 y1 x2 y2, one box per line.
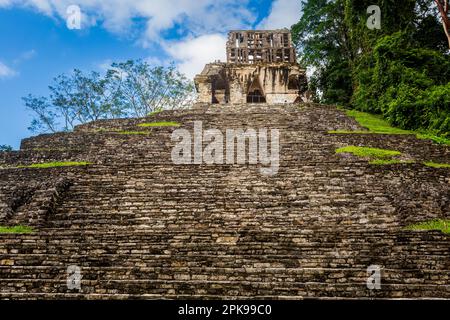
1 253 448 270
1 103 448 299
0 266 448 285
0 278 448 299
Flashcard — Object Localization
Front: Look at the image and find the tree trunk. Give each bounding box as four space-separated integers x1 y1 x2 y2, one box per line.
434 0 450 49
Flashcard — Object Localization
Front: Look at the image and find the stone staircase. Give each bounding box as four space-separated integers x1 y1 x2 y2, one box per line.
0 103 448 299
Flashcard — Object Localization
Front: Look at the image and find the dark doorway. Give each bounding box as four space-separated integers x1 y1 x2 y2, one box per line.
247 76 266 103
247 89 266 103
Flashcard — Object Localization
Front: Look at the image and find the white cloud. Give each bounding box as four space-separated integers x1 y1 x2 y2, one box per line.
258 0 301 29
0 0 12 6
0 1 302 80
0 61 17 78
164 34 227 79
1 0 255 41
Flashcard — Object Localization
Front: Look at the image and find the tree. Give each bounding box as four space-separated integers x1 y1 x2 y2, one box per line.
291 0 354 104
292 0 450 137
0 145 13 152
25 60 196 133
107 60 196 117
434 0 450 48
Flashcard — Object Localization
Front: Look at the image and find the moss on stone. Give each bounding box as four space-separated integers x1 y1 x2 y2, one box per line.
344 109 412 134
333 108 450 145
0 225 34 234
147 109 163 116
406 219 450 234
17 161 91 169
115 131 150 135
336 146 401 159
423 161 450 168
138 121 180 127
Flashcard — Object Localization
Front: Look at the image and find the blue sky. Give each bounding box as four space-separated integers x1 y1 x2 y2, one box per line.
0 0 302 149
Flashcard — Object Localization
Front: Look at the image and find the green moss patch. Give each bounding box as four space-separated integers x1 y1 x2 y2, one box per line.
0 225 34 234
336 146 401 159
138 121 180 128
333 108 450 146
147 109 163 116
423 161 450 169
344 109 411 134
406 219 450 234
115 131 150 135
17 161 91 169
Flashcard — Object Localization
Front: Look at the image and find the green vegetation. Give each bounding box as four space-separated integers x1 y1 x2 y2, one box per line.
344 110 411 134
0 225 34 234
335 146 410 165
330 108 450 146
115 131 150 135
24 60 195 134
147 108 163 116
93 128 150 135
423 161 450 169
94 128 110 133
352 32 450 138
17 161 91 169
416 133 450 146
336 146 401 159
0 145 13 152
292 0 450 139
138 121 180 127
406 219 450 234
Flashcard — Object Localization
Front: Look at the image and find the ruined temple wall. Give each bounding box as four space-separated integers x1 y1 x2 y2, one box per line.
194 29 308 104
195 76 212 104
226 29 296 64
194 62 306 104
232 64 303 97
229 64 304 104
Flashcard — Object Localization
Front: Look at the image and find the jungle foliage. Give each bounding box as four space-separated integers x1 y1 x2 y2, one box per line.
292 0 450 137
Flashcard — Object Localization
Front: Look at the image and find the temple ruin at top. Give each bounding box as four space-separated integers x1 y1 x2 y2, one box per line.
194 29 308 104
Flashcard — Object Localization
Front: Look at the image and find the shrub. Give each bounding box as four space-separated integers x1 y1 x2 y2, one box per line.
352 32 450 137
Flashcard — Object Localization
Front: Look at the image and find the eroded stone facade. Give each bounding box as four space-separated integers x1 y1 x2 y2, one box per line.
194 29 308 104
0 104 449 299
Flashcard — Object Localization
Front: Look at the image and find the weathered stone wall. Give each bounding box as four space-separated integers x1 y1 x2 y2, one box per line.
195 63 307 104
0 103 448 299
194 29 308 104
226 29 296 64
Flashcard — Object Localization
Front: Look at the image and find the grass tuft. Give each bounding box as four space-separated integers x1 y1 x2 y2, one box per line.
333 108 450 145
0 225 34 234
344 109 411 134
17 161 91 169
138 121 180 128
423 161 450 169
147 109 163 116
406 219 450 234
336 146 401 159
115 131 150 135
